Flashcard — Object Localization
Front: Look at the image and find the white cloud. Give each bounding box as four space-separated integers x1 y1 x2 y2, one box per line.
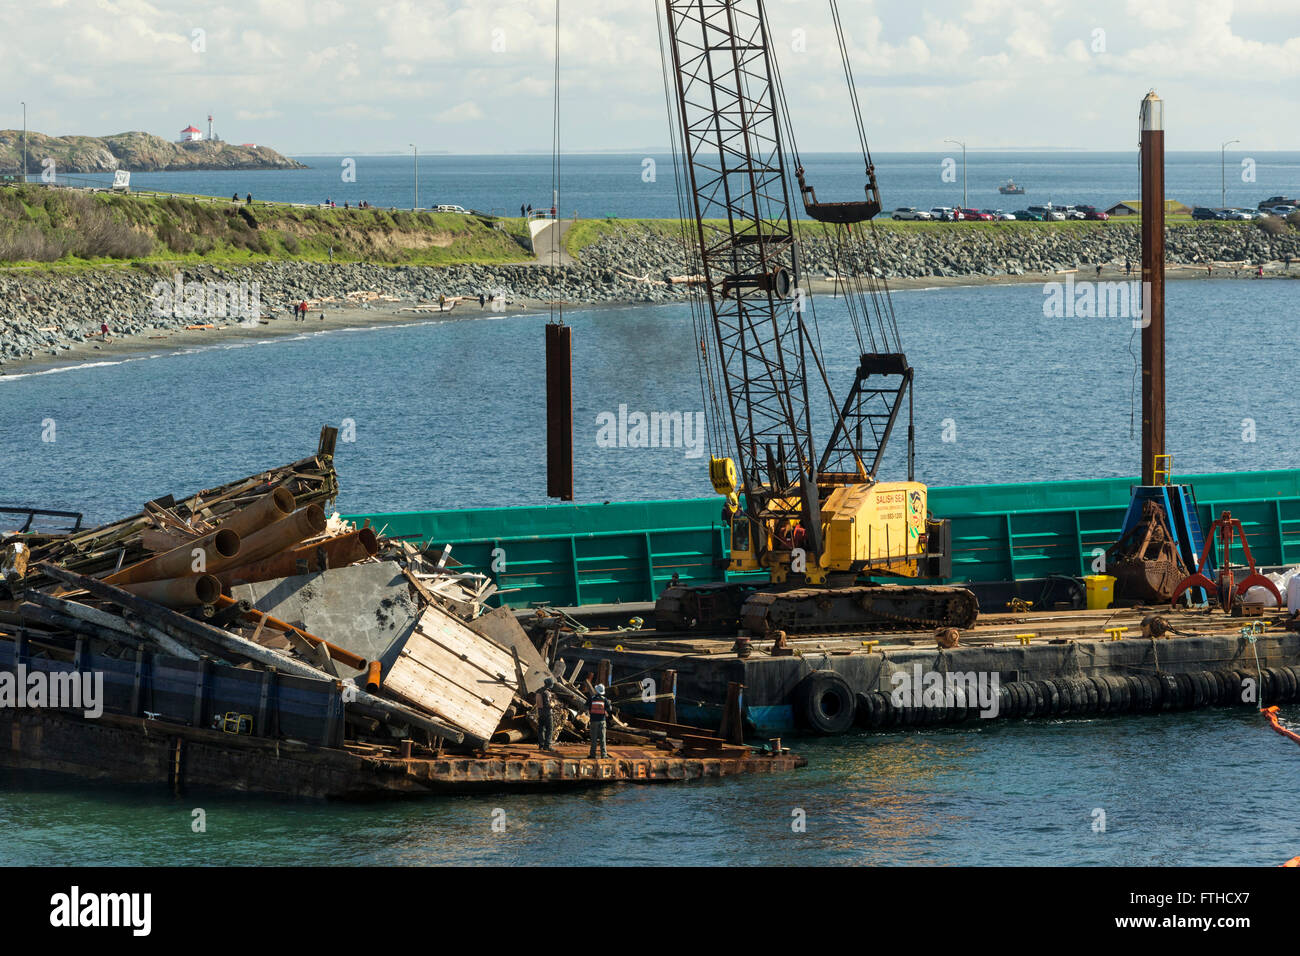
0 0 1294 152
434 101 484 122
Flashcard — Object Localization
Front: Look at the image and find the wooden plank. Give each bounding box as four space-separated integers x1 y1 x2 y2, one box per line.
384 647 509 742
380 607 520 742
414 611 515 682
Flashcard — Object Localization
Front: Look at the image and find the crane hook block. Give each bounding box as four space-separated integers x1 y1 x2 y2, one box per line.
710 456 739 497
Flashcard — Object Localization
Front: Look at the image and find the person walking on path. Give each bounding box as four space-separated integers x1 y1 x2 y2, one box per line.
1124 257 1131 276
587 683 610 758
521 203 526 218
299 300 308 322
536 678 557 751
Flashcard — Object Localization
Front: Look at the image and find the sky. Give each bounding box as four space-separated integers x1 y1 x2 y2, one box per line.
1 0 1297 155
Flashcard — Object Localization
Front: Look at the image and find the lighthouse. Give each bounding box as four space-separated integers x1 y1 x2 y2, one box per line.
207 114 214 141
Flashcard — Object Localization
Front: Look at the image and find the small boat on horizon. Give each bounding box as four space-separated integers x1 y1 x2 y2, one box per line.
999 179 1026 195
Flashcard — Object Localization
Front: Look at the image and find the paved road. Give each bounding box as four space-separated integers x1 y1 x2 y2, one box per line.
527 218 575 267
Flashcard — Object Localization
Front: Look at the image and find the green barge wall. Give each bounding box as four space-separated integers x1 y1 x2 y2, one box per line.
347 470 1300 610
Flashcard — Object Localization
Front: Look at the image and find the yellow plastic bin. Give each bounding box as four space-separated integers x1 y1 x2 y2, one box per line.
1084 574 1116 610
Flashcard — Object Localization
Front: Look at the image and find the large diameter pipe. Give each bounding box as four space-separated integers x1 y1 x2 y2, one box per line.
120 573 221 608
215 487 296 539
214 527 378 588
35 562 467 745
103 528 241 586
230 505 327 568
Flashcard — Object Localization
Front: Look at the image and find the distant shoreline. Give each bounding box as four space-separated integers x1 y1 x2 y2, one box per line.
2 268 1288 378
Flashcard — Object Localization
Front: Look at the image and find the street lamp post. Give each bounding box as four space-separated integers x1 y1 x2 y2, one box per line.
1220 139 1239 210
410 143 418 211
946 138 967 210
20 101 27 184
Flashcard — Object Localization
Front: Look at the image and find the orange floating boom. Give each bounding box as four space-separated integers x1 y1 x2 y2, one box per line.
1262 706 1300 747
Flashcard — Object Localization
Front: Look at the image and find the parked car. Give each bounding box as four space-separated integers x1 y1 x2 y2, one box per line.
1222 208 1253 220
435 204 467 213
956 207 993 221
1192 206 1219 220
930 206 962 221
891 207 931 220
1268 204 1298 217
984 209 1016 221
1012 209 1043 221
1028 203 1066 221
1074 205 1109 221
1257 196 1299 212
1056 205 1085 220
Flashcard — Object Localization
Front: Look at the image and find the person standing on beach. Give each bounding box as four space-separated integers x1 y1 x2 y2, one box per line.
100 322 110 342
1124 257 1131 276
299 300 308 321
478 293 485 308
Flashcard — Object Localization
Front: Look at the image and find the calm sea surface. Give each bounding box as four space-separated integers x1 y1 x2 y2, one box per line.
58 151 1300 219
1 280 1298 865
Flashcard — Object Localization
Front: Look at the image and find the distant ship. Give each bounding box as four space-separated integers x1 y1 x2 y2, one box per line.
999 179 1026 195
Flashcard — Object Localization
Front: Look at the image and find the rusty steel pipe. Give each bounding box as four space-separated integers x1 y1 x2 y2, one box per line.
213 527 378 588
1140 91 1166 486
103 528 241 586
228 504 327 568
216 487 296 539
213 594 367 671
120 573 222 609
366 660 383 693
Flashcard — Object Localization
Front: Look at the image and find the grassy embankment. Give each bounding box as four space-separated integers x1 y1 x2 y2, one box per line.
2 184 1292 271
0 184 532 271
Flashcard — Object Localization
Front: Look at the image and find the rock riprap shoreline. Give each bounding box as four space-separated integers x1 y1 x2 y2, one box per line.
1 223 1296 365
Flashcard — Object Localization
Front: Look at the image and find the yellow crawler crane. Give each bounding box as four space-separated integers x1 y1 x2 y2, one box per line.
653 0 978 636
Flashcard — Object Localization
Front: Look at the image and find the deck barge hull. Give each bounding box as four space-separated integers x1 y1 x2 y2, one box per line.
558 608 1300 733
0 710 804 798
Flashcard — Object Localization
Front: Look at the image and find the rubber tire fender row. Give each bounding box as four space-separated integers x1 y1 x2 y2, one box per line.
1092 676 1111 713
1278 666 1297 702
795 670 857 735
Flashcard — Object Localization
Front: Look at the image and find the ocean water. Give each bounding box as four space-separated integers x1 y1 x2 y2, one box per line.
1 280 1298 865
0 279 1295 522
58 151 1300 220
1 709 1296 866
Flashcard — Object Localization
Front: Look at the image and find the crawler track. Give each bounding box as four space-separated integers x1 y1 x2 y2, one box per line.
741 584 980 634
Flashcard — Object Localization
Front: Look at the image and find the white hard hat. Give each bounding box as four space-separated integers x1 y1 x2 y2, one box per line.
595 684 606 695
